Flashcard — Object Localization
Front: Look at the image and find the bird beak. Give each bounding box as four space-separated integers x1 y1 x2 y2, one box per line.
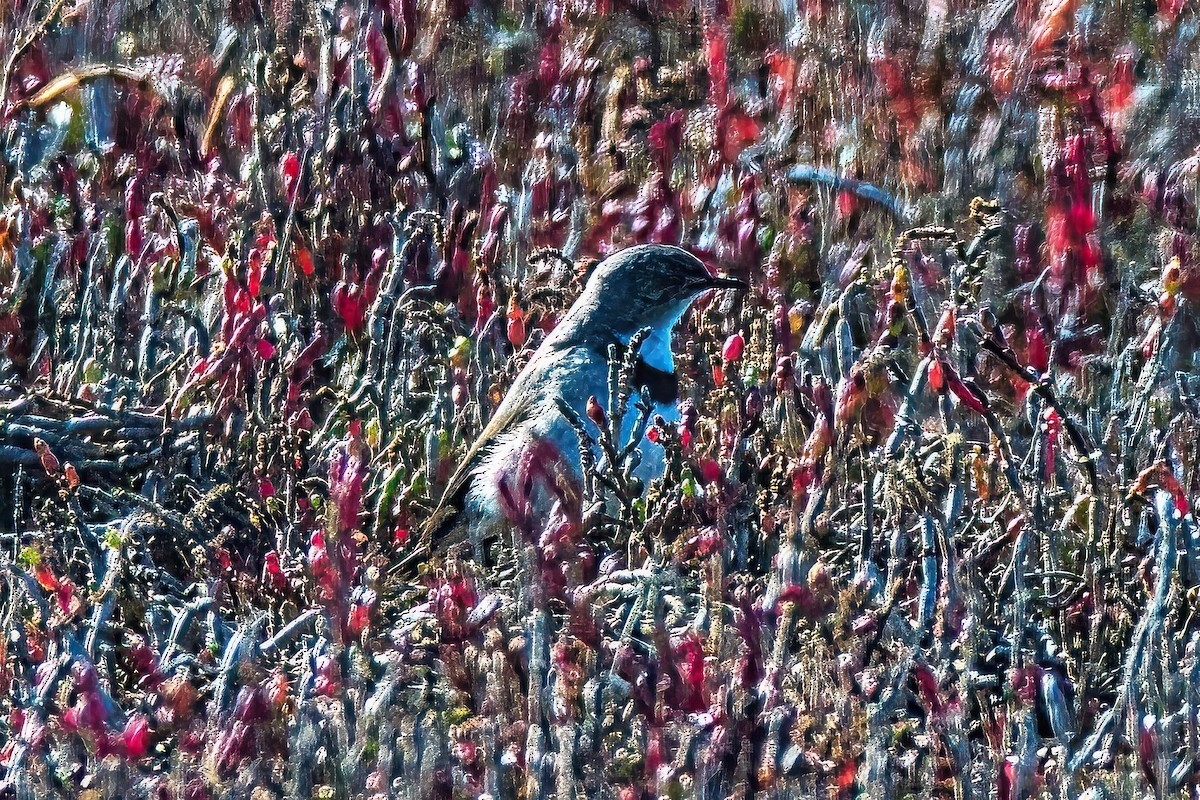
700 274 747 292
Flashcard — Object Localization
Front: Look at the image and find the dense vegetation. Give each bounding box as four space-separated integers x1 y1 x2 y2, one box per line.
2 0 1200 796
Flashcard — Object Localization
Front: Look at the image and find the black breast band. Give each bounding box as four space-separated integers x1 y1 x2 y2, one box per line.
602 340 680 406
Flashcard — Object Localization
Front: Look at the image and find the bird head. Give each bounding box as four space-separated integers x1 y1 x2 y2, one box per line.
571 244 745 338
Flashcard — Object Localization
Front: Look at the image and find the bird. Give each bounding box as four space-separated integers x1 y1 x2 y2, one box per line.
402 243 744 572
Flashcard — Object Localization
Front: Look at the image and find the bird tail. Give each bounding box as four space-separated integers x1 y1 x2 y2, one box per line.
389 482 470 580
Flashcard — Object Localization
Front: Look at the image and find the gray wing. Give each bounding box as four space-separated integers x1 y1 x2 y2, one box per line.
410 351 549 557
396 340 604 577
